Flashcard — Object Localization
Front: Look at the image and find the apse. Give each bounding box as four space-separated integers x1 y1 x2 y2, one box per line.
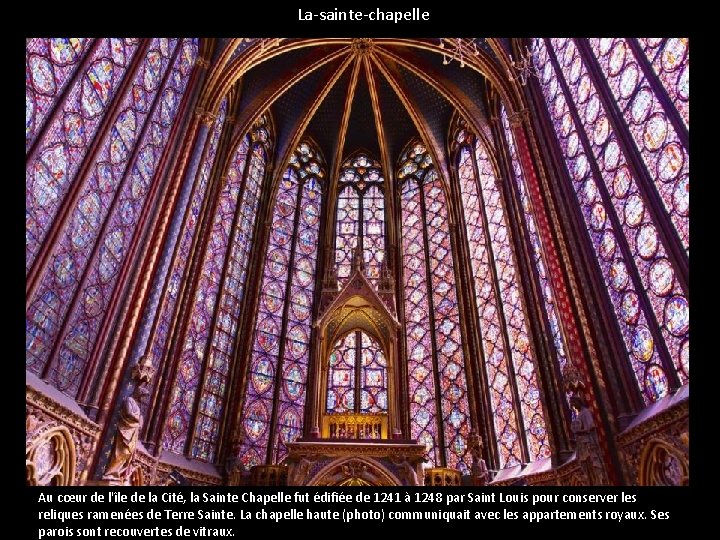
26 38 689 487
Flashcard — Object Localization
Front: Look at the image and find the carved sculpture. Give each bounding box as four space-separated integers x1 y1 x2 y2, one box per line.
570 396 608 485
639 439 688 486
468 430 489 485
102 356 154 484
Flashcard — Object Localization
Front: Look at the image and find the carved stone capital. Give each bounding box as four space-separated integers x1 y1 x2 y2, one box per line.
195 107 217 127
508 108 531 128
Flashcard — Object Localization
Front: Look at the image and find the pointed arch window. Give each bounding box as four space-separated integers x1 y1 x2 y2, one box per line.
237 141 325 468
326 330 388 415
399 142 471 472
452 123 550 468
334 153 385 284
163 115 272 462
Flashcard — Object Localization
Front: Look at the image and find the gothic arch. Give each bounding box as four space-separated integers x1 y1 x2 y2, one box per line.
310 267 401 439
196 39 534 207
306 456 400 486
398 137 459 225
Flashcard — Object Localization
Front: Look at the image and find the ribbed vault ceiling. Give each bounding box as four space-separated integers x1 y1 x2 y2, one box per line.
230 38 492 180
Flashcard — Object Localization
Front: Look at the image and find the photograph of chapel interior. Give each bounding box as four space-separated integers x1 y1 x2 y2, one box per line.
26 38 688 487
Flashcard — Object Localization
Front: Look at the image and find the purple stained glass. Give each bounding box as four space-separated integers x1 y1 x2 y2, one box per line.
589 39 688 254
27 39 179 393
236 141 324 468
402 180 440 466
26 38 93 151
326 331 388 416
548 38 687 386
363 185 385 282
334 154 385 285
400 143 471 472
186 118 271 462
136 82 219 420
335 186 358 282
27 39 141 272
637 38 688 130
499 113 569 376
456 144 522 468
160 97 229 453
272 177 322 462
360 332 387 413
475 116 549 463
50 40 196 402
326 333 357 413
533 38 688 400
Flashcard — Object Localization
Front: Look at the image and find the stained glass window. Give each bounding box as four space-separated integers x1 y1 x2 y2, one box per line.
53 40 197 398
334 154 385 284
335 186 359 281
636 38 689 130
126 41 204 396
326 331 388 415
26 39 198 398
237 141 324 468
26 38 93 151
159 97 232 454
588 39 688 252
27 39 141 272
533 38 689 402
400 142 471 472
499 111 569 374
137 95 226 433
453 122 550 468
191 119 272 462
162 115 271 461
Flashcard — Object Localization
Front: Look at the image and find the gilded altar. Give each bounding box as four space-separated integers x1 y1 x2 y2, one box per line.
322 412 388 440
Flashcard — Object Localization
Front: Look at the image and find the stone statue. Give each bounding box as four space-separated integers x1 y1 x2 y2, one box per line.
342 461 368 480
102 356 154 484
570 396 607 485
468 430 489 485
